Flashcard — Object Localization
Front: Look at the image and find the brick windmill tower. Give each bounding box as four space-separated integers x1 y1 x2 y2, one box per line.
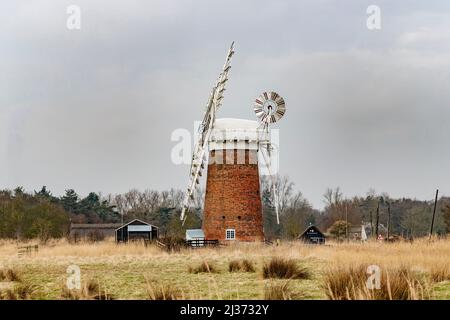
180 43 286 242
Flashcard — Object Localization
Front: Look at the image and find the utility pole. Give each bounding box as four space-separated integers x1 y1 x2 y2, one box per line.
387 202 391 241
375 200 380 239
429 189 439 240
369 210 373 238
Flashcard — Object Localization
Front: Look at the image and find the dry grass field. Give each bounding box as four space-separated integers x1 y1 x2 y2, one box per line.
0 238 449 300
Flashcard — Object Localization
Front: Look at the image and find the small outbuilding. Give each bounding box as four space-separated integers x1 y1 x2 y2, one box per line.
115 219 158 243
186 229 205 241
70 223 122 241
298 225 326 244
185 229 206 247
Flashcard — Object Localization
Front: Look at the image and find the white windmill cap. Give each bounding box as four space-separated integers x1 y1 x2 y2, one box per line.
209 118 262 151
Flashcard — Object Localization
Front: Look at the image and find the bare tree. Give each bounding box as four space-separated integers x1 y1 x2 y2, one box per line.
261 174 294 216
281 191 313 238
289 191 309 210
124 189 141 212
142 190 161 212
168 188 184 208
323 187 343 207
193 187 205 210
111 194 128 216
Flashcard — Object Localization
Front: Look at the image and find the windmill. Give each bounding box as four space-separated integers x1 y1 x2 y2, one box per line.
180 43 286 241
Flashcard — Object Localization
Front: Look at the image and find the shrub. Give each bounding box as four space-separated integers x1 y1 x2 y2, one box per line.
0 268 21 282
228 259 255 273
262 258 310 280
228 260 241 272
263 281 304 300
188 261 217 274
146 281 181 300
158 237 187 253
242 259 256 273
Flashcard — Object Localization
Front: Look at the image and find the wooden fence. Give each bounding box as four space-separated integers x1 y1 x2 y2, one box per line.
17 244 39 257
185 239 220 248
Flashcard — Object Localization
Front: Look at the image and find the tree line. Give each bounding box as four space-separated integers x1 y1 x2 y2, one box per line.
0 186 118 241
318 187 449 239
0 178 449 241
261 180 448 240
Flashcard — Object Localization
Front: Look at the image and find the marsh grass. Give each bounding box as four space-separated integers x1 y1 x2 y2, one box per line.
262 257 310 280
263 280 305 300
228 259 255 273
61 279 114 300
0 282 37 300
228 260 241 272
145 280 182 300
188 260 217 274
429 263 450 283
0 238 448 300
0 267 35 300
242 259 256 272
324 264 431 300
0 268 21 282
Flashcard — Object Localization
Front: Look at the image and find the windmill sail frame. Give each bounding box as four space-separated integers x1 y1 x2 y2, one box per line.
180 42 235 223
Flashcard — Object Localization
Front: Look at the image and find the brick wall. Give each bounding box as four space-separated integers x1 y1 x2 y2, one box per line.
203 149 264 242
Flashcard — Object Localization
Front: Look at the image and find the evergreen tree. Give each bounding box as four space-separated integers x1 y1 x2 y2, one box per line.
35 186 51 198
328 220 350 241
13 187 25 197
34 186 58 203
60 189 79 214
79 192 100 212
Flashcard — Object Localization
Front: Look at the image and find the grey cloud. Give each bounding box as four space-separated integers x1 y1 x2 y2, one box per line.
1 0 450 208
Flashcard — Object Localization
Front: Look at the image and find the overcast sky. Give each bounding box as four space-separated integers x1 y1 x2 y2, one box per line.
1 0 450 209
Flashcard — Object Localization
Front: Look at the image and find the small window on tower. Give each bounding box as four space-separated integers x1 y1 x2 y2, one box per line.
226 229 235 240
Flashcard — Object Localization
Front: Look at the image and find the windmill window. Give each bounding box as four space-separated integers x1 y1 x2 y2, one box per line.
226 229 235 240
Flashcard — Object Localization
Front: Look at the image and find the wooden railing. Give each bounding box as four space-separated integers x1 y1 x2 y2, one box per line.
155 239 220 251
155 240 167 249
17 244 39 257
185 239 220 248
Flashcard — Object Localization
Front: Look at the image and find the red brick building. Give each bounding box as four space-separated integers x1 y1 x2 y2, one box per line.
202 118 265 242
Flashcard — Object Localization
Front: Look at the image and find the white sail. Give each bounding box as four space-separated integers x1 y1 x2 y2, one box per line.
361 224 368 241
